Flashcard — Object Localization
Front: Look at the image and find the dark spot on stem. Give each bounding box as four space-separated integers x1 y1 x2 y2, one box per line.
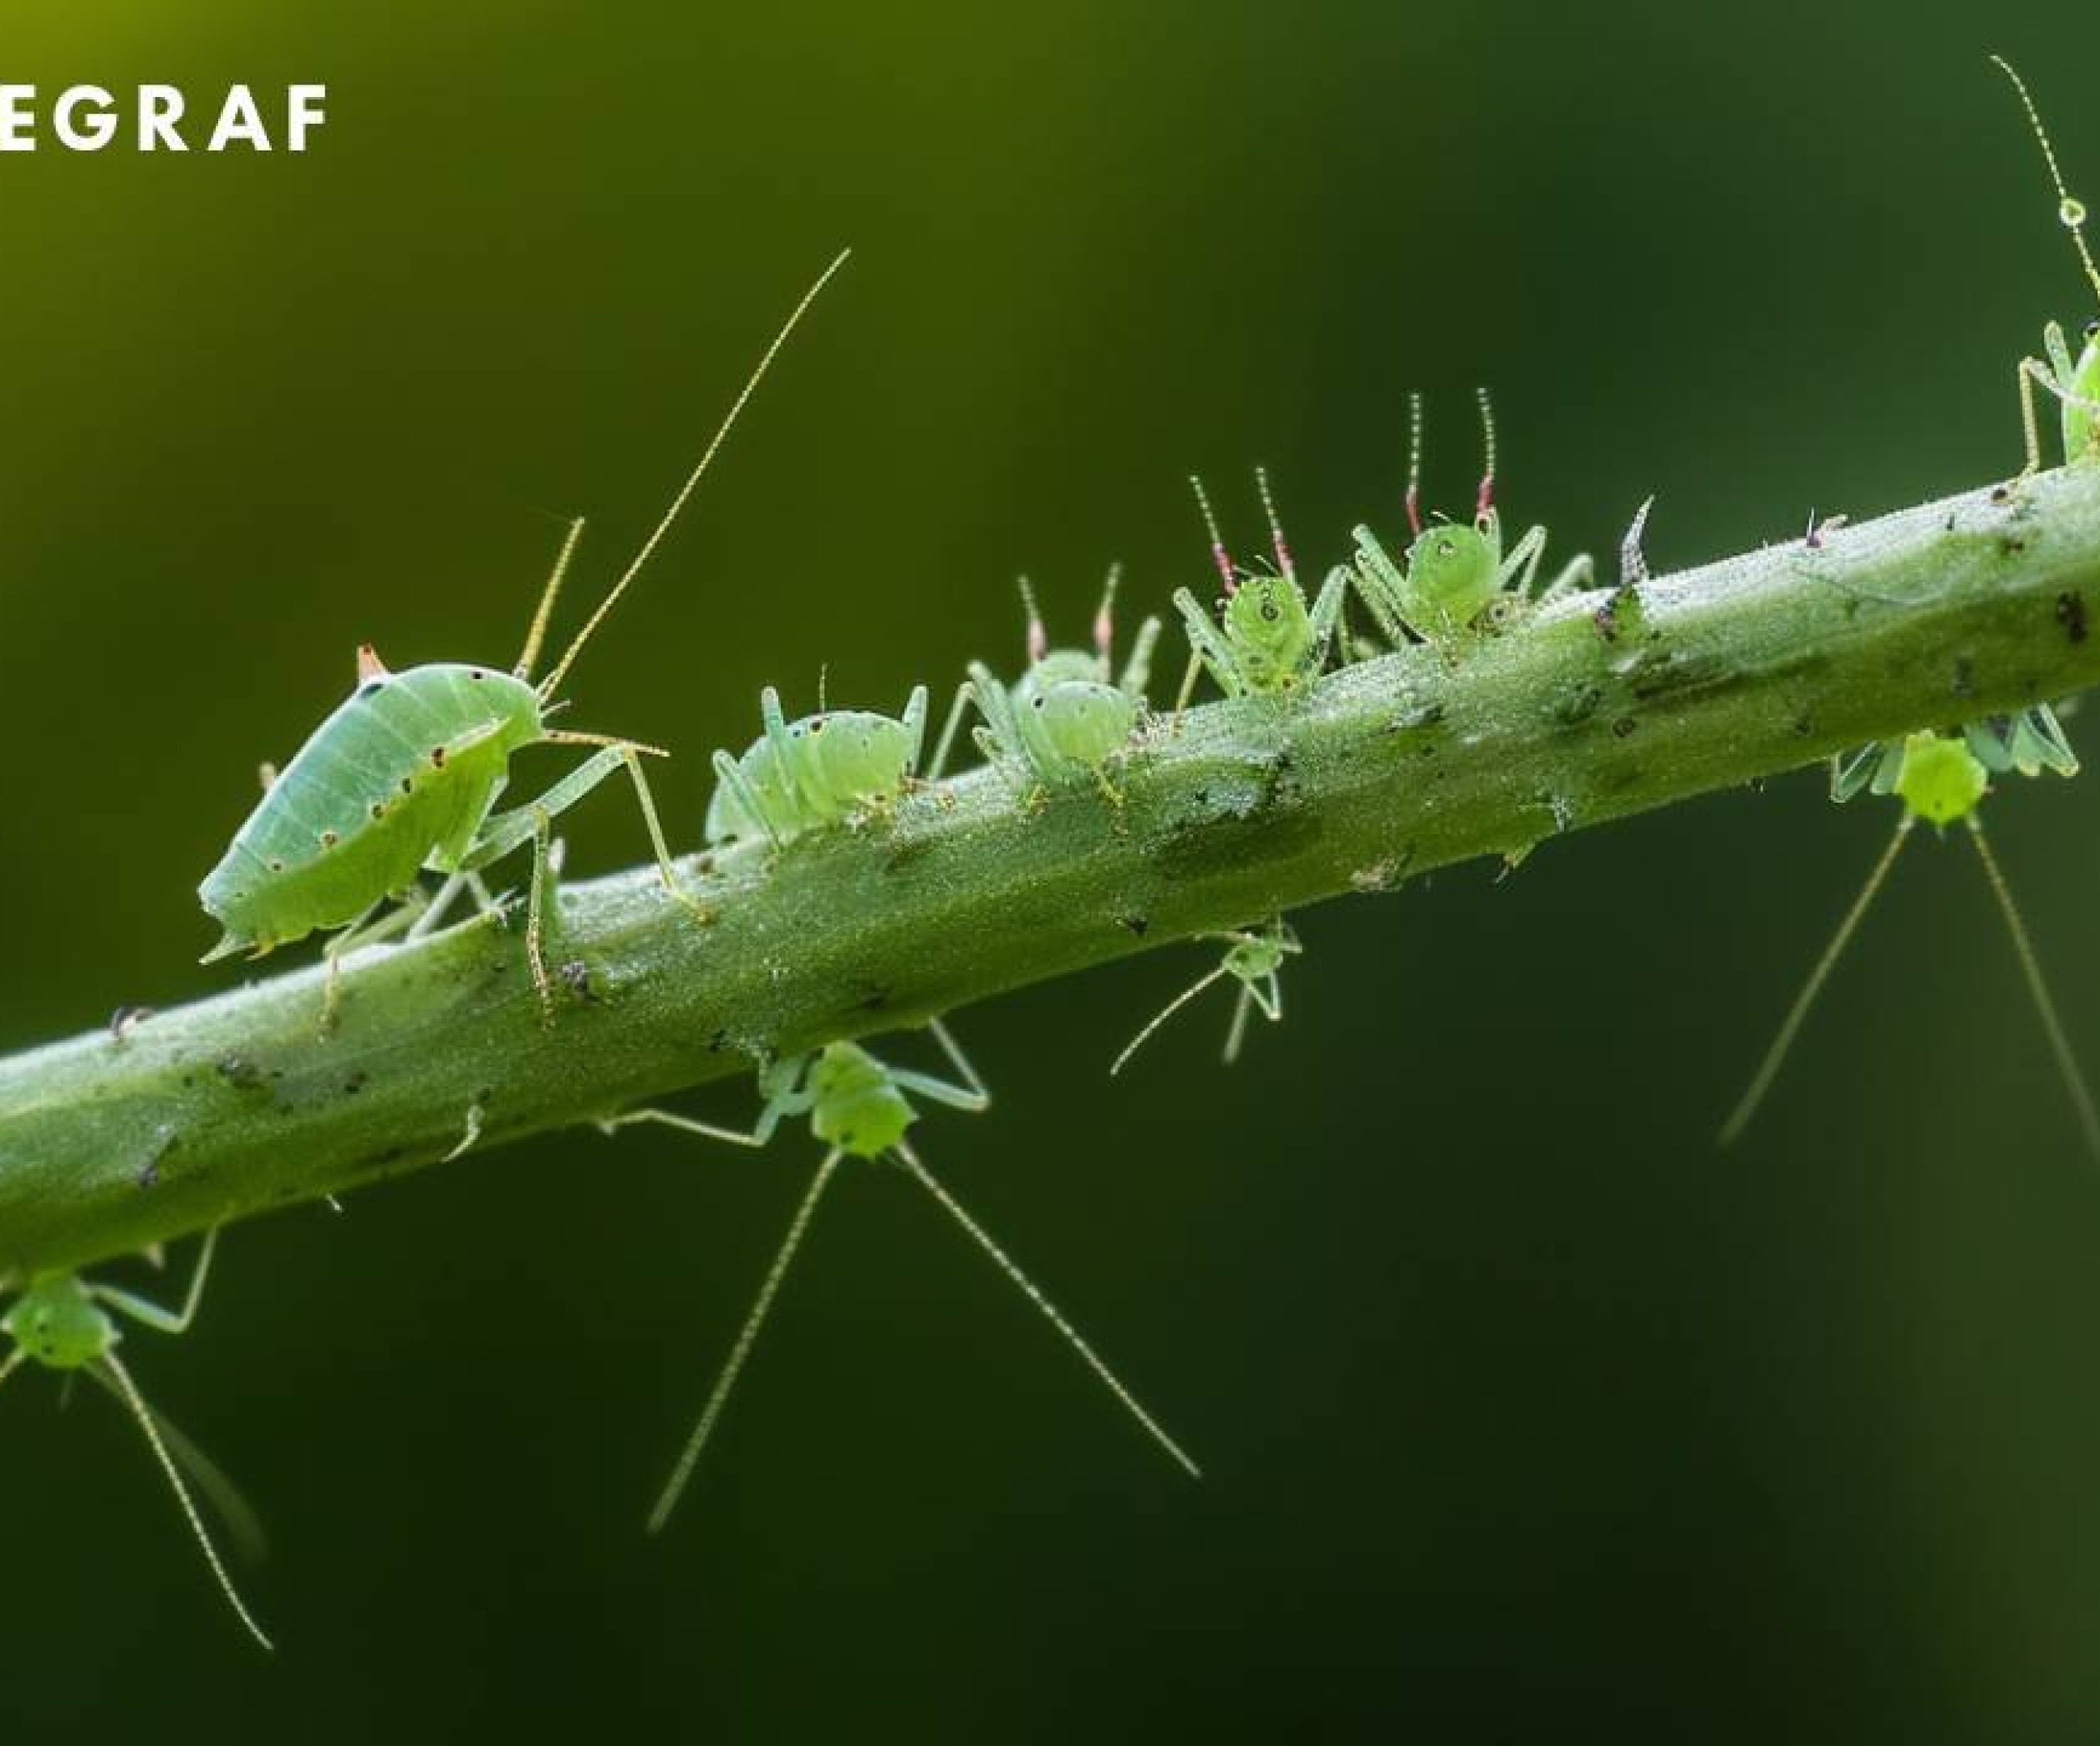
1997 534 2027 558
216 1054 268 1092
2057 590 2088 644
344 1071 369 1096
1612 716 1638 738
1120 913 1149 937
320 830 339 849
1951 657 1976 699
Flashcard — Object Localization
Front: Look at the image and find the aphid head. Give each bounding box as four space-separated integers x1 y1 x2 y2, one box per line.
1401 520 1501 636
1221 573 1313 668
1893 731 1990 828
3 1274 115 1371
808 1043 915 1159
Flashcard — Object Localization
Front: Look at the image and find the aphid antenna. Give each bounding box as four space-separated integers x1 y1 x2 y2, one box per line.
512 514 588 681
1109 963 1233 1076
1404 390 1425 536
890 1140 1201 1479
532 246 853 702
1190 474 1237 596
1992 55 2100 309
1474 385 1498 523
1017 576 1048 665
816 663 830 713
1254 466 1297 585
1093 562 1124 665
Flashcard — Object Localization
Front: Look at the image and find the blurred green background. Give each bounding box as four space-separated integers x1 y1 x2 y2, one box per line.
6 0 2100 1737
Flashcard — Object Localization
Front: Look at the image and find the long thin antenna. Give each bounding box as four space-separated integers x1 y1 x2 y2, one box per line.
1110 965 1231 1077
1254 467 1296 584
1720 817 1912 1146
95 1353 273 1652
514 516 588 681
647 1151 841 1534
1404 391 1425 536
893 1141 1200 1479
1092 563 1124 668
1991 56 2100 307
537 248 852 701
1017 576 1047 666
1190 475 1236 596
1474 385 1498 520
1967 817 2100 1161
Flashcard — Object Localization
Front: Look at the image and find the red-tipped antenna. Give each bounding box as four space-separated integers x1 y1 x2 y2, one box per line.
1017 577 1047 666
1092 564 1123 664
1189 475 1236 596
1474 385 1498 522
1254 466 1295 585
1404 391 1425 536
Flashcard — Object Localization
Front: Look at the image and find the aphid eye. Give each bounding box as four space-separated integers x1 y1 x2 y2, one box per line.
1437 539 1455 557
808 717 825 734
1260 601 1279 621
1032 697 1046 709
355 680 386 700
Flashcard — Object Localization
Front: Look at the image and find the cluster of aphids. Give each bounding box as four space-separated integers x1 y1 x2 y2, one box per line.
9 59 2100 1653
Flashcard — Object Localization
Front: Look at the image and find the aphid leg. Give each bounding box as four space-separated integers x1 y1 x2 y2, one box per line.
925 679 981 784
442 1096 486 1162
1170 587 1243 713
90 1350 273 1652
1720 815 1913 1146
526 806 557 1020
1110 962 1234 1076
89 1228 219 1335
1966 814 2100 1160
1169 648 1205 731
900 684 931 778
646 1147 842 1533
1305 567 1348 672
1119 614 1164 702
1495 523 1550 596
0 1349 24 1393
1349 530 1411 645
710 748 784 850
1221 962 1287 1066
890 1140 1200 1478
885 1017 991 1113
1534 551 1597 604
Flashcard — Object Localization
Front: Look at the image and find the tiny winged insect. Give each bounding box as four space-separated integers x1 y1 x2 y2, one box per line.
705 680 931 850
1351 389 1593 651
1992 57 2100 476
1110 916 1302 1077
1719 707 2099 1158
1 1230 273 1651
599 1020 1198 1529
1170 471 1347 718
925 569 1164 801
198 250 850 1023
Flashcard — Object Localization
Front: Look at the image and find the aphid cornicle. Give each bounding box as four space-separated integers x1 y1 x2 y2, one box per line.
1720 706 2100 1159
1992 58 2100 475
705 681 930 850
1170 472 1347 718
198 250 850 1021
2 1230 273 1651
1350 388 1593 650
925 569 1163 800
598 1020 1197 1530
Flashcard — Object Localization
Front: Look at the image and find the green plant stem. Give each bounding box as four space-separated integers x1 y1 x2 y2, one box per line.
7 467 2100 1276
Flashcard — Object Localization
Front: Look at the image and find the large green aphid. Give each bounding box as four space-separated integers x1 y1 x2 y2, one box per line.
1170 472 1346 716
198 251 849 1020
1720 707 2098 1156
1109 915 1302 1076
599 1020 1198 1530
1351 388 1593 648
926 570 1163 796
1 1231 273 1651
705 682 930 850
1993 58 2100 474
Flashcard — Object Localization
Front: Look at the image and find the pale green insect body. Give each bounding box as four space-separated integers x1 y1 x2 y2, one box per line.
201 656 542 960
706 683 930 849
1351 389 1592 651
928 570 1163 791
1172 472 1346 713
1 1233 274 1651
599 1021 1198 1532
1722 708 2097 1156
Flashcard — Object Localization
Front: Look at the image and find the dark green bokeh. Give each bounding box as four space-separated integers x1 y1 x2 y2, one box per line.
6 1 2100 1737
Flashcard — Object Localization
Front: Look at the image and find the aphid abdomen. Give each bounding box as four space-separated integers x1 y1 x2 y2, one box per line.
199 662 538 956
802 712 913 816
2067 334 2100 460
1019 682 1134 773
807 1044 915 1157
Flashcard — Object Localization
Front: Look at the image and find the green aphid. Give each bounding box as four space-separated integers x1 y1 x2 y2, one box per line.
926 569 1163 799
705 682 930 850
2 1231 273 1651
1350 388 1593 650
1994 59 2100 473
599 1021 1198 1530
1720 706 2097 1156
1170 472 1346 717
198 250 849 1022
1110 916 1302 1076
